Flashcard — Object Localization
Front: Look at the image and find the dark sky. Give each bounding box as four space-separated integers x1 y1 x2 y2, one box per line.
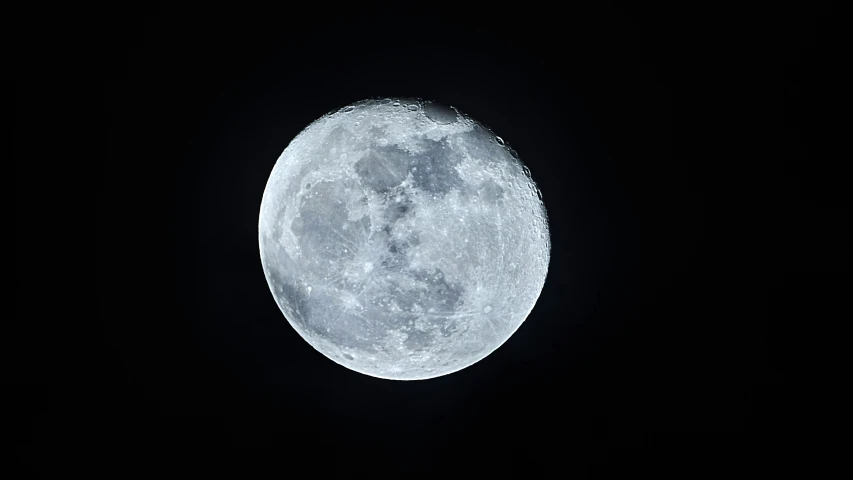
15 0 847 476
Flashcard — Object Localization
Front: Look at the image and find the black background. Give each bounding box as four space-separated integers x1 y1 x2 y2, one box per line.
15 0 848 476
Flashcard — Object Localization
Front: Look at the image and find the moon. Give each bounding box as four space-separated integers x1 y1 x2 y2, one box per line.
258 98 550 380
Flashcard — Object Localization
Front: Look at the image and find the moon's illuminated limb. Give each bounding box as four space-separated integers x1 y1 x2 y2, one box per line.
259 98 550 380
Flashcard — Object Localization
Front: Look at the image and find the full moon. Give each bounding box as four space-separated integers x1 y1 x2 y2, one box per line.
259 98 550 380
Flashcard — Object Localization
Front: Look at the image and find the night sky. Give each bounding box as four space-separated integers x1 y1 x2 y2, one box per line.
15 1 847 476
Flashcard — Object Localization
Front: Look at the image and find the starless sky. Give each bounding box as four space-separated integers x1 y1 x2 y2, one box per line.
15 0 847 476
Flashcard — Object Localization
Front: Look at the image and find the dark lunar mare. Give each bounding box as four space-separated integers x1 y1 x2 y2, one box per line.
354 136 466 197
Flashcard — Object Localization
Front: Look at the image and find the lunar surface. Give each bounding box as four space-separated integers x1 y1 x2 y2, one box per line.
258 98 549 380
